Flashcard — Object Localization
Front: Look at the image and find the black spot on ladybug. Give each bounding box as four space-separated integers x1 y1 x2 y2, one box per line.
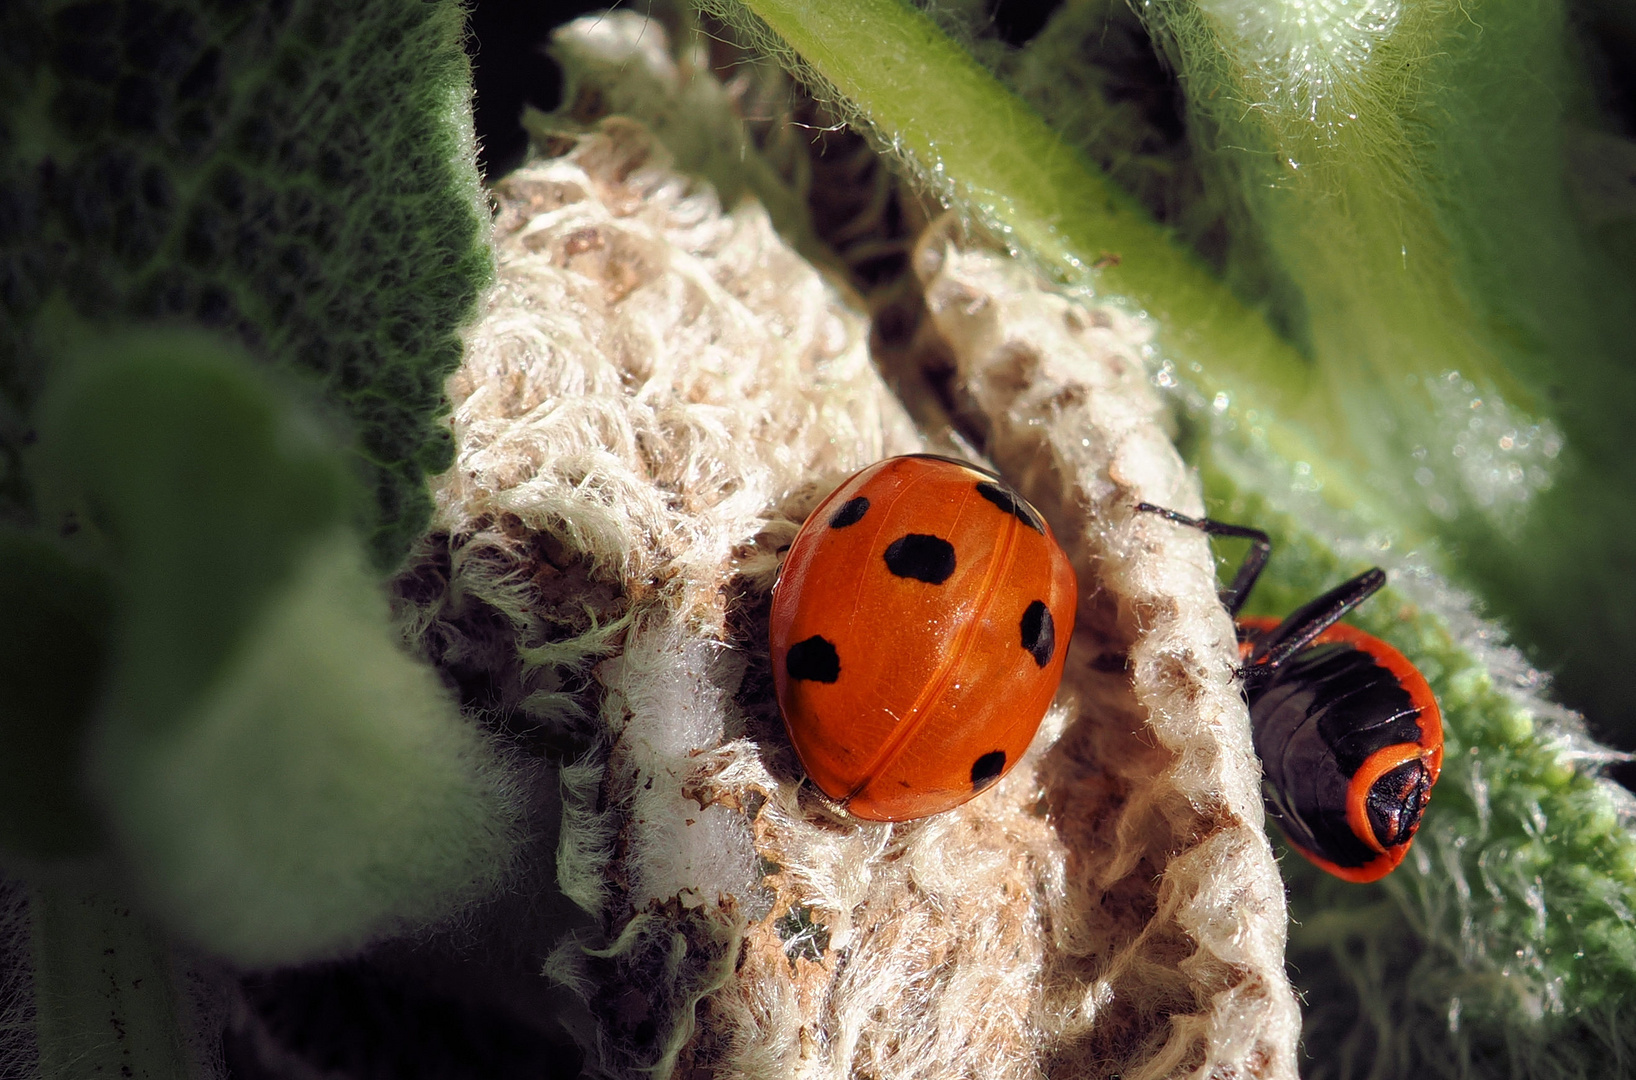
1366 758 1432 848
829 496 870 528
1020 600 1055 667
786 635 840 683
975 481 1044 533
883 534 956 584
971 750 1006 790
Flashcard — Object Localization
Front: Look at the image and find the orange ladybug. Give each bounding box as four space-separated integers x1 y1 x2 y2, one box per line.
770 455 1078 821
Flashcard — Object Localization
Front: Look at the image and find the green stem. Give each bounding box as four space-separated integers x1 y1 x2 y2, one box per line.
30 885 195 1080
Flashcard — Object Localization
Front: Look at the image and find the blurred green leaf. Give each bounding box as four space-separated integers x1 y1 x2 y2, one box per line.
30 330 518 965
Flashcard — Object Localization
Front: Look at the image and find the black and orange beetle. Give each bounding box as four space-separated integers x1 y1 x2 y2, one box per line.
1138 503 1444 882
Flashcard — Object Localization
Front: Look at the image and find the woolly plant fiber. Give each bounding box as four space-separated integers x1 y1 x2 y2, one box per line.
423 21 1300 1070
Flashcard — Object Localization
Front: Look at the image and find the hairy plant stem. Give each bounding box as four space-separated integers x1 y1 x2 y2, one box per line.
30 885 193 1080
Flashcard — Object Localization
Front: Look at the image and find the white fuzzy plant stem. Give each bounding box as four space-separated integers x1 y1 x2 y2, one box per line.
439 93 919 1075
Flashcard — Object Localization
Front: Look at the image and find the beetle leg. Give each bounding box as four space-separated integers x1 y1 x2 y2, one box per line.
1134 502 1272 617
1243 568 1386 678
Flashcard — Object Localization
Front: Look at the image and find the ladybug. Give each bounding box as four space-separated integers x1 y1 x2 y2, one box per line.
1138 503 1444 882
770 455 1078 821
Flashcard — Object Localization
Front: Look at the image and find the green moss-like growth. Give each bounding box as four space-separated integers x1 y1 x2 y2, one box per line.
0 0 493 569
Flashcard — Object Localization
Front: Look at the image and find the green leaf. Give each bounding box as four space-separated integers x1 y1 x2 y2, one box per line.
33 329 350 730
30 330 519 964
30 887 196 1080
0 0 494 568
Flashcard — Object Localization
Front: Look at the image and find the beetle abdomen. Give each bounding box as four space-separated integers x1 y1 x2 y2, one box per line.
1250 640 1433 876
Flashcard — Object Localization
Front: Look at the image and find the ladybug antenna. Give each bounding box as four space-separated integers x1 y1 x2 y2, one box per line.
1134 503 1271 616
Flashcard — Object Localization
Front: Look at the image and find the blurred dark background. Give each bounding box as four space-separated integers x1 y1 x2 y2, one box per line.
465 0 608 180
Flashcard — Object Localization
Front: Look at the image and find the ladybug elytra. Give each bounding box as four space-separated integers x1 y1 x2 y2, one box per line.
1138 503 1444 882
770 455 1078 821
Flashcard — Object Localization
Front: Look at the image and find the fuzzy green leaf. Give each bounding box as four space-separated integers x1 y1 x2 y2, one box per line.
30 330 518 965
32 330 350 730
0 0 493 568
30 887 195 1080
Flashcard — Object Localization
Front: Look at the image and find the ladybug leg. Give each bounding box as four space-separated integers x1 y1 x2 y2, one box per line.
1243 568 1386 678
1134 503 1271 617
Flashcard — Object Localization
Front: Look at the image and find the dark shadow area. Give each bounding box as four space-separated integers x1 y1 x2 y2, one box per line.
464 0 613 180
223 959 584 1080
987 0 1066 46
